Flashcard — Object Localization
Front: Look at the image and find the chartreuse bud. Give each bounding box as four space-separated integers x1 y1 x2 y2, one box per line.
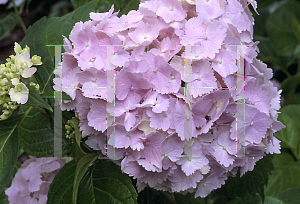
14 42 22 54
65 125 73 131
1 42 42 120
5 62 11 68
0 103 18 120
0 113 9 120
6 56 14 63
65 119 77 142
29 82 39 91
31 55 42 65
22 45 30 53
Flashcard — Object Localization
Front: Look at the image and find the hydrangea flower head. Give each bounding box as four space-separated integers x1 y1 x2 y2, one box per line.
56 0 285 198
1 43 42 119
5 156 63 204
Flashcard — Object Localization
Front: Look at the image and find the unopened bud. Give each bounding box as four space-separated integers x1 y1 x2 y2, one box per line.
65 125 73 131
0 114 9 120
22 45 30 53
29 82 40 91
6 73 15 80
1 78 8 85
1 91 7 96
5 62 11 68
22 62 28 68
31 55 42 65
14 42 22 54
10 65 18 73
9 55 15 62
2 110 10 115
6 57 13 63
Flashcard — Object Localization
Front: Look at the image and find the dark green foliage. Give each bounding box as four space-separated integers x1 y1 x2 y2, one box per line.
0 115 23 194
212 154 274 202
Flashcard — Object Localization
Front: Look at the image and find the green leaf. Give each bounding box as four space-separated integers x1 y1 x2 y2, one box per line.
18 106 54 157
20 0 102 94
264 196 285 204
253 35 286 73
214 154 274 202
26 85 53 112
71 0 131 11
118 0 140 17
293 44 300 60
0 12 19 41
71 141 83 159
266 1 300 57
0 114 23 194
281 74 300 105
73 152 98 203
77 160 138 204
49 158 137 204
274 105 300 159
253 7 269 36
264 152 300 197
47 159 78 204
284 41 300 68
275 187 300 204
137 187 175 204
94 0 132 15
173 192 205 204
0 190 9 204
71 0 94 9
226 194 262 204
41 91 72 101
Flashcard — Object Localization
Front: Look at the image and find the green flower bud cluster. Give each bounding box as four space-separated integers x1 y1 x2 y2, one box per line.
0 100 18 120
0 55 20 120
65 119 76 143
29 82 40 91
0 42 42 120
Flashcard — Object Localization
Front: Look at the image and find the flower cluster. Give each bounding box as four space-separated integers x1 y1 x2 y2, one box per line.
55 0 285 198
65 117 80 143
0 0 8 5
5 156 63 204
0 43 42 120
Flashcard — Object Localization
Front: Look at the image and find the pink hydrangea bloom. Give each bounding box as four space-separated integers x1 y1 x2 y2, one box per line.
5 157 63 204
57 0 285 198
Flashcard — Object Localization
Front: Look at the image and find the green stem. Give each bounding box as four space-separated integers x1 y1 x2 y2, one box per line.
19 0 26 15
10 0 27 34
161 191 177 204
280 67 292 78
81 142 93 153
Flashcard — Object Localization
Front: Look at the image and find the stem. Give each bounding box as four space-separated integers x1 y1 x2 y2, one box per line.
280 67 292 78
10 0 27 34
19 0 26 15
161 191 177 204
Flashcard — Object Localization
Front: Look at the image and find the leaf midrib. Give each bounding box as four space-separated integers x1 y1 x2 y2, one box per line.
0 107 32 153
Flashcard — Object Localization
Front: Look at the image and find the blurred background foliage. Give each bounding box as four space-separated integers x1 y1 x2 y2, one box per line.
0 0 300 203
252 2 300 202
